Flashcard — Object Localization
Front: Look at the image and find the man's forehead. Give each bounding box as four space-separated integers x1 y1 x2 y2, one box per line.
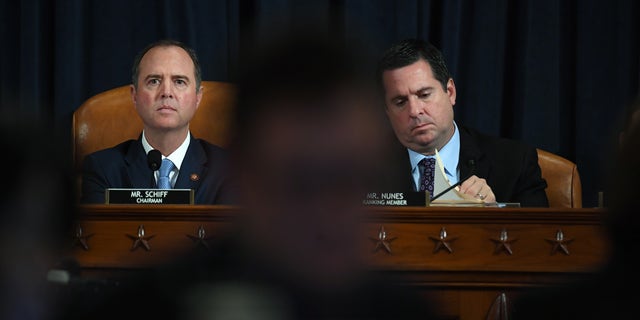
143 45 189 58
139 46 194 72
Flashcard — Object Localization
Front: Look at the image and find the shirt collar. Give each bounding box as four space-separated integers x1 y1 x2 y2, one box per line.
408 121 461 182
141 131 191 170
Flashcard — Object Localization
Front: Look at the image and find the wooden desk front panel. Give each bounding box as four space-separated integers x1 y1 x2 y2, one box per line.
364 208 608 275
72 205 609 273
72 205 236 268
70 205 611 320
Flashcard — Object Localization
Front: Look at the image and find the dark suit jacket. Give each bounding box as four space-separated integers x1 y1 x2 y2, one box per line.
377 125 549 207
80 134 238 204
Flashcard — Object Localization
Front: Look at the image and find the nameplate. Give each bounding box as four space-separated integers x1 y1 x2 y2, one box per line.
105 188 194 205
362 192 429 206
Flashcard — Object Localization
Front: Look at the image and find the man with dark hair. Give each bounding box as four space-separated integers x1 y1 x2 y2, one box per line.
80 39 237 204
377 38 548 207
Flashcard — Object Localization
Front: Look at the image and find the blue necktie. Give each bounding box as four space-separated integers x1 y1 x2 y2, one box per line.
418 158 436 198
157 158 174 189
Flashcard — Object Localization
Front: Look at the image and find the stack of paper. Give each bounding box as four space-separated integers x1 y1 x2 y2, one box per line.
429 150 485 207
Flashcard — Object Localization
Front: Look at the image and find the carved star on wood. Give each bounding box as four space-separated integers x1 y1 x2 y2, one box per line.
72 225 94 251
545 229 574 255
490 228 517 255
126 224 155 251
429 227 458 254
369 226 397 254
187 225 212 250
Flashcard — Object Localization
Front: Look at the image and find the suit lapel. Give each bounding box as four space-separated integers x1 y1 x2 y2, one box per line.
405 155 417 191
387 137 416 191
458 126 489 180
124 138 156 188
175 137 207 191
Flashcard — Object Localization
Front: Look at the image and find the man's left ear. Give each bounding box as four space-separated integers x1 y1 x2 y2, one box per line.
447 78 457 106
196 85 204 108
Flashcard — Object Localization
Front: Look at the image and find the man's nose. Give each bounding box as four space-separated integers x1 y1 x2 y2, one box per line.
160 81 174 98
407 97 423 117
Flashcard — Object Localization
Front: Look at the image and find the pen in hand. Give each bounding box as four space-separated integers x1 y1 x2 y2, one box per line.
430 158 477 202
430 180 464 201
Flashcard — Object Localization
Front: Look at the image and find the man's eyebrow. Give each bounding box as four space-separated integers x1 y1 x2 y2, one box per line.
390 94 407 102
171 74 189 80
144 74 162 80
143 74 191 82
389 86 432 101
416 86 433 92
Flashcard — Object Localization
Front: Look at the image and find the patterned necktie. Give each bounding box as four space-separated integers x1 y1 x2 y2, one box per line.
418 158 436 198
157 158 174 189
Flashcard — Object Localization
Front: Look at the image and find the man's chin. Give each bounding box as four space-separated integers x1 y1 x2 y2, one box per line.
150 120 185 131
402 138 437 153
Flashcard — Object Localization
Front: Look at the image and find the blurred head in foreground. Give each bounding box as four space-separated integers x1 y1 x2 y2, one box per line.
229 30 385 293
0 113 75 320
606 106 640 268
167 29 439 320
600 94 640 263
512 98 640 320
618 95 640 147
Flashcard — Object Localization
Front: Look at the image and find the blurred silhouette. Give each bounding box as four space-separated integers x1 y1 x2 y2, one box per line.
511 98 640 319
0 113 76 320
618 95 640 147
599 95 640 207
58 28 439 320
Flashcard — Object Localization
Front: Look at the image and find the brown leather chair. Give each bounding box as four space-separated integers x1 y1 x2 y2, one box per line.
536 148 582 208
72 81 237 173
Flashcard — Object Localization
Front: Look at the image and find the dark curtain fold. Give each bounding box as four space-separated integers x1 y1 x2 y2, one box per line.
1 0 638 206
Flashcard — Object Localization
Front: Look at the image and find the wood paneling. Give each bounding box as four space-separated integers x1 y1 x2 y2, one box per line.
68 205 610 320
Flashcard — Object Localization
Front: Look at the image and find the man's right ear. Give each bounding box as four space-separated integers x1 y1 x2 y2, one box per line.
130 84 137 105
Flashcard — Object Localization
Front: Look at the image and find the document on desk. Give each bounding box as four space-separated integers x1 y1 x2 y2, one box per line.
430 150 485 207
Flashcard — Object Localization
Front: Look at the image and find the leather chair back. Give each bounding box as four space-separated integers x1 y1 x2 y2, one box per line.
72 81 237 172
536 148 582 208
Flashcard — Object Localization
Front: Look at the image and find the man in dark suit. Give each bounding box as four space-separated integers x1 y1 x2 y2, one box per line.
80 39 237 204
378 39 548 207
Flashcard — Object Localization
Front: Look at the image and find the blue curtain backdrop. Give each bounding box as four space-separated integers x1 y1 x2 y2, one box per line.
1 0 638 207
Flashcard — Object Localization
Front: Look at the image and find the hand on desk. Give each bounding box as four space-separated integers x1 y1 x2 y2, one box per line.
459 175 496 203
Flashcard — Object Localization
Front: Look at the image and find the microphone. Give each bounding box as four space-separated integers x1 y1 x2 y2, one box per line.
46 257 81 285
147 149 162 171
431 159 476 201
